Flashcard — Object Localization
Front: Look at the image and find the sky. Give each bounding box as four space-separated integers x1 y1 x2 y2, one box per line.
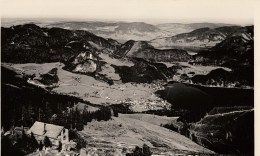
0 0 254 25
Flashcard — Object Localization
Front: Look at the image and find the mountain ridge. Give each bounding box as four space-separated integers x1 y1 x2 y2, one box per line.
149 25 250 50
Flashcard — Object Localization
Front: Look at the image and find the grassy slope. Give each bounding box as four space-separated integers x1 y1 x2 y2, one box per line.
121 114 179 126
79 114 214 155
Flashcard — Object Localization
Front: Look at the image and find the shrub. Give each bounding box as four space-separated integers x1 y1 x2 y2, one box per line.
126 144 152 156
39 141 43 151
43 136 52 147
57 141 62 152
30 133 39 151
69 130 87 150
142 144 152 156
161 123 179 133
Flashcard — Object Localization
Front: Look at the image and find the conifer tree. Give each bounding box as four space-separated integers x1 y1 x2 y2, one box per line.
30 132 39 151
57 141 62 152
39 141 43 151
142 144 152 156
43 136 52 147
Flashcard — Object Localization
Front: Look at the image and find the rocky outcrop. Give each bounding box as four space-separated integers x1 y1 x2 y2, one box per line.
39 68 59 85
65 51 99 73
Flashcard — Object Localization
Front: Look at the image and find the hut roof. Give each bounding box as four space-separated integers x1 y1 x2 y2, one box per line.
28 121 65 139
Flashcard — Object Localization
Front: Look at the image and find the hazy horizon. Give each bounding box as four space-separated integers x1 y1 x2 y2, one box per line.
1 17 253 26
1 0 254 26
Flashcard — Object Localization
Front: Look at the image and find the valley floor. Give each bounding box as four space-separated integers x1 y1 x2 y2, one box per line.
5 62 170 112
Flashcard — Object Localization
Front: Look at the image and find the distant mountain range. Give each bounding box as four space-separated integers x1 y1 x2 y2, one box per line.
1 24 179 84
1 24 117 63
156 22 237 35
1 23 254 86
2 20 240 43
1 24 192 64
149 26 243 50
44 21 173 43
1 21 232 43
194 26 254 67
